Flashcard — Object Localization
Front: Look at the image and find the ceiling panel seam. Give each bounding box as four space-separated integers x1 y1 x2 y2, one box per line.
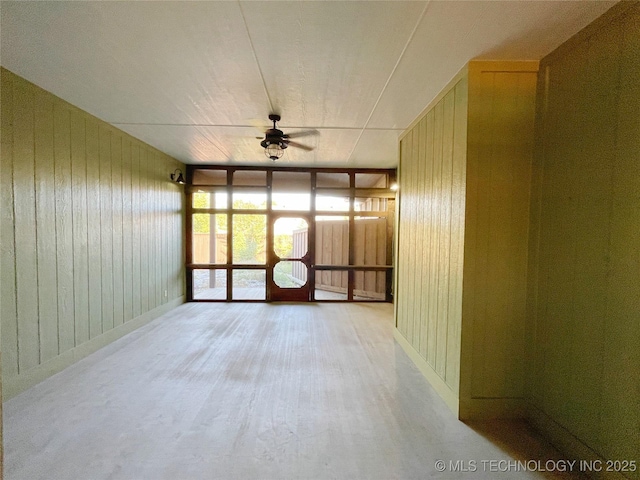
238 0 274 114
111 122 405 131
346 0 432 163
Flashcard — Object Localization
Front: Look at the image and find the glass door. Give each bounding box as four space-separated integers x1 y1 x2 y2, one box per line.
268 215 311 301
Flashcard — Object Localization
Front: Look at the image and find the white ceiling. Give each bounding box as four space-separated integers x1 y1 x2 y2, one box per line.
1 1 616 168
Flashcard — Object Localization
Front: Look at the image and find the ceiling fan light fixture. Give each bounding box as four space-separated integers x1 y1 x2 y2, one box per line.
258 114 315 161
265 143 284 161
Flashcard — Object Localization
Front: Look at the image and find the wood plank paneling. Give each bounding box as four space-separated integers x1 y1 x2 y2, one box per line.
552 33 602 434
395 141 405 335
131 145 141 318
156 154 163 306
414 117 427 356
1 68 185 398
140 147 150 314
111 134 124 327
396 74 467 393
71 111 90 346
13 80 40 371
429 102 444 371
528 4 639 473
409 128 419 344
149 152 157 307
460 63 537 415
403 132 415 340
86 121 103 340
54 103 75 352
465 65 537 400
99 126 114 333
315 219 386 296
410 127 421 348
465 70 491 398
376 219 386 292
525 66 548 408
150 152 159 309
445 79 467 393
164 160 170 300
1 69 19 377
422 111 435 363
435 92 454 378
398 131 413 339
418 110 429 366
396 61 536 418
122 139 133 322
601 7 640 465
34 90 59 362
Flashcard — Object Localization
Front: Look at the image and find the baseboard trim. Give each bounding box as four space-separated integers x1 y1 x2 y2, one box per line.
393 328 460 417
3 296 185 400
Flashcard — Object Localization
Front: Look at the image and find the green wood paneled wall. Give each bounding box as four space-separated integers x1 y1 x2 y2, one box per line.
460 62 537 414
396 74 468 399
527 4 639 474
395 61 538 418
1 69 185 397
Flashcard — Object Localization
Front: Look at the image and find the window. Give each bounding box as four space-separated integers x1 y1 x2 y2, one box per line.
187 167 395 302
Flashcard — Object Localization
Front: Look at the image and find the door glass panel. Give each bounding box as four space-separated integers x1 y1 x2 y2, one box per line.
274 261 307 288
314 270 348 300
274 217 308 258
193 269 227 300
232 270 266 300
192 214 227 264
232 214 266 264
315 217 349 265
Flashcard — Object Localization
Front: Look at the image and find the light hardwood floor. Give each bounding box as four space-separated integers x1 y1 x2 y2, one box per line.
5 303 569 479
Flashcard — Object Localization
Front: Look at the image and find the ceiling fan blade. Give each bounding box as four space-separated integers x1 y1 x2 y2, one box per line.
286 140 314 152
283 129 319 139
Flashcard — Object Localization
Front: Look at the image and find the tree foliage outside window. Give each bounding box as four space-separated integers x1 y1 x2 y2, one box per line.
232 201 267 263
193 192 210 233
274 235 293 258
193 195 302 265
233 217 266 263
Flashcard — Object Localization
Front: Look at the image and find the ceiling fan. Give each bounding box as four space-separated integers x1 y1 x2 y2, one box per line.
258 114 318 161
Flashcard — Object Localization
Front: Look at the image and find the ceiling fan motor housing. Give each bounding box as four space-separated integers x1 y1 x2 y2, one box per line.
260 128 288 149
